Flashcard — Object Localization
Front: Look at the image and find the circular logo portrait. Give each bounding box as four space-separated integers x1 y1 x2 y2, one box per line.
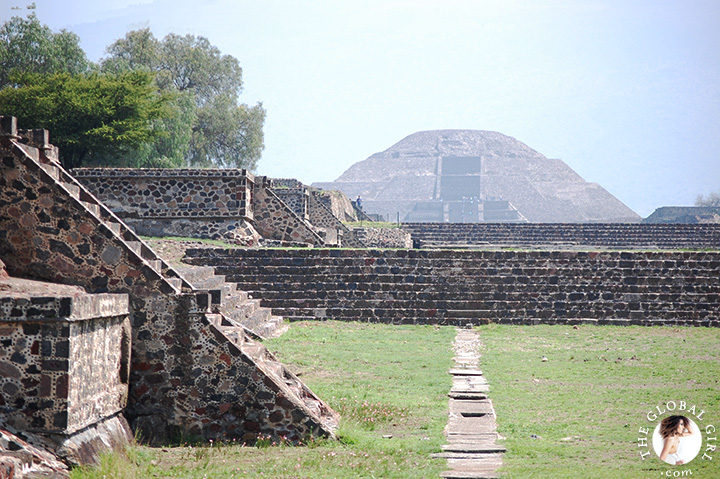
652 415 703 466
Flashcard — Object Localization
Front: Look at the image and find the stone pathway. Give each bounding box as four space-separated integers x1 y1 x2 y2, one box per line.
433 328 505 479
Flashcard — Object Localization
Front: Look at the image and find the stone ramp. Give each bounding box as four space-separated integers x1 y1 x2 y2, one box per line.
433 329 504 479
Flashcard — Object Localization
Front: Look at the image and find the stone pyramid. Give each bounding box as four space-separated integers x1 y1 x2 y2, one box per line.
312 130 640 223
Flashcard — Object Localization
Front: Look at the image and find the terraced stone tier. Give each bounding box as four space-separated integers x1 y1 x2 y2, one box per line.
184 248 720 326
402 223 720 250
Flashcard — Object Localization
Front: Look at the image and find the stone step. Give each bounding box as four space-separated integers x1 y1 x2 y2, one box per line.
146 259 163 271
199 251 720 264
39 161 61 180
208 283 237 306
60 180 81 197
446 433 500 442
217 325 247 345
239 286 720 302
107 221 122 236
80 200 100 216
449 392 489 400
218 263 720 277
442 444 507 454
439 470 500 479
174 265 222 285
449 369 484 376
226 276 720 292
270 308 720 325
262 359 284 378
251 316 286 339
241 342 270 361
125 240 142 256
218 263 720 275
218 289 250 310
265 304 720 320
241 307 274 333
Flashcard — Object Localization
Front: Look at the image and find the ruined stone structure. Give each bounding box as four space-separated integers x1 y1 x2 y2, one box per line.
0 117 338 468
72 168 329 247
313 130 641 223
185 248 720 327
0 260 133 470
269 178 365 247
3 114 718 475
72 169 376 248
644 206 720 224
401 222 720 250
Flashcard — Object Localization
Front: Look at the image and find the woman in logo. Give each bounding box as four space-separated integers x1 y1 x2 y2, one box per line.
659 415 695 465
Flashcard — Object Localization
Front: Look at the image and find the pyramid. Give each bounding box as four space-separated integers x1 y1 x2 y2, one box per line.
312 130 640 223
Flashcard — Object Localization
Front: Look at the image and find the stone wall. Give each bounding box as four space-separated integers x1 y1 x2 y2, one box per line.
314 190 357 222
272 187 309 220
1 117 337 449
72 168 254 240
0 293 130 435
252 176 324 246
307 193 364 247
644 206 720 224
73 169 334 245
185 248 720 327
401 222 720 250
353 227 413 248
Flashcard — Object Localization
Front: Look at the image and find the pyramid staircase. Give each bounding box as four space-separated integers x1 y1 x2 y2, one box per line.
205 312 339 431
32 155 191 293
1 118 338 441
176 264 285 338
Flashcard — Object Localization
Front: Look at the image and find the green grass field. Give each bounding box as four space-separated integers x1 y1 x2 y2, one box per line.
478 324 720 479
71 322 455 479
70 322 720 478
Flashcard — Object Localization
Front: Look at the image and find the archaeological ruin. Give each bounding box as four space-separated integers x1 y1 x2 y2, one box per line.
0 117 338 475
313 129 641 223
1 115 719 476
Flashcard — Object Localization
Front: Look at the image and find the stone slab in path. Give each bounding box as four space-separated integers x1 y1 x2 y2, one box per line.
438 328 504 478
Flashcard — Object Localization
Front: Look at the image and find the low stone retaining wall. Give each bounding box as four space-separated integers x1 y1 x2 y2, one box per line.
353 227 413 248
402 223 720 250
185 248 720 327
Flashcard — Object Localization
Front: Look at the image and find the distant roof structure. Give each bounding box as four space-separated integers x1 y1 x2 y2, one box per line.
644 206 720 224
312 130 640 223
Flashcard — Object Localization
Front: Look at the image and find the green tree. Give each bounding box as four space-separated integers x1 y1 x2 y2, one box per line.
0 12 90 88
102 29 265 169
0 71 173 169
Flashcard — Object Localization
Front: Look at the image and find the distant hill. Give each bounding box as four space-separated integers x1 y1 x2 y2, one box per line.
313 130 640 223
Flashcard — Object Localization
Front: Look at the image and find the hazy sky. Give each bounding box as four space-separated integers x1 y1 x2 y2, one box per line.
3 0 719 217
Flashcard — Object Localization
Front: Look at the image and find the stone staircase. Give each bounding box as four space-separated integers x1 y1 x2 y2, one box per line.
1 118 338 443
175 264 284 338
205 313 339 433
184 248 720 327
13 134 192 295
402 222 720 250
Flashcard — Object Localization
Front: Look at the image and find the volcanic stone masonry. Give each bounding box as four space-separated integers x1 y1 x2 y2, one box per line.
401 222 720 250
0 117 338 470
185 248 720 327
71 167 327 245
